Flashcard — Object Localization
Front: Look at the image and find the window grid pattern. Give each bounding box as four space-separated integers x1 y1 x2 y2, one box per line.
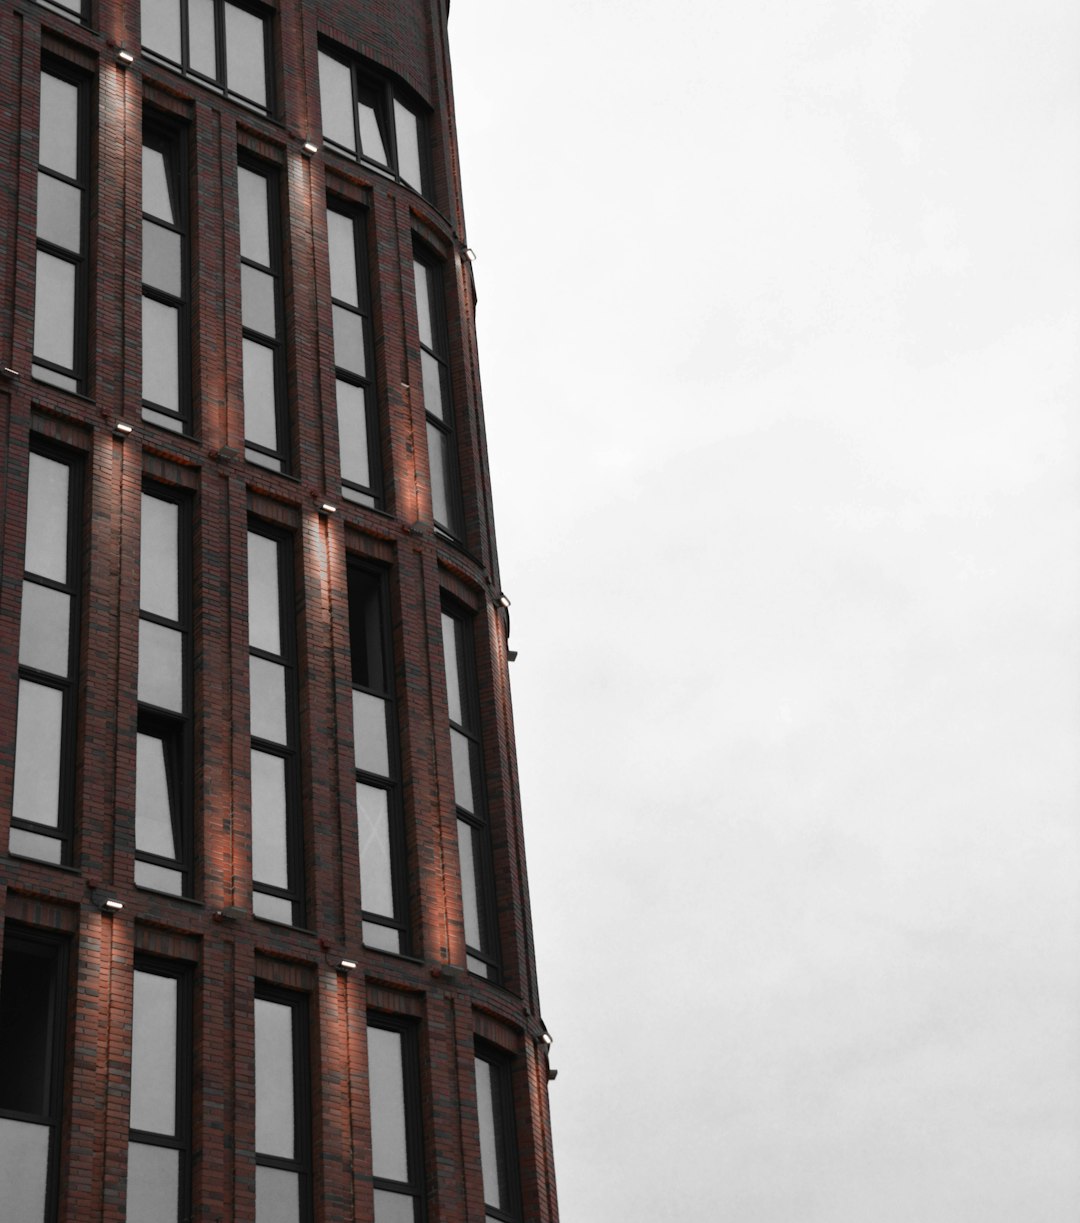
142 120 190 433
238 158 288 471
328 204 380 507
474 1049 521 1223
33 63 88 393
368 1018 425 1223
414 255 462 538
248 525 304 925
141 0 272 114
10 446 81 865
255 988 311 1223
136 487 193 896
442 607 499 980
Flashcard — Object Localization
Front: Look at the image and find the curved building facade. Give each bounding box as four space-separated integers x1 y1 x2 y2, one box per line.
0 1 558 1219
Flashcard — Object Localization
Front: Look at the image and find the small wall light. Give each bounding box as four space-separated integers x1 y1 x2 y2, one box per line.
303 141 319 156
498 593 511 609
117 49 135 66
114 421 134 437
320 503 337 515
463 247 477 263
541 1029 553 1047
327 954 357 973
91 888 124 914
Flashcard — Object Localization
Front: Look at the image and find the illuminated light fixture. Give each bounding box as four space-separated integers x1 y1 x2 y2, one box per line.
91 888 124 914
117 49 135 66
338 958 357 972
114 421 134 437
327 954 357 973
303 140 319 156
541 1029 553 1047
498 593 511 609
320 502 337 514
463 247 477 263
1 367 19 379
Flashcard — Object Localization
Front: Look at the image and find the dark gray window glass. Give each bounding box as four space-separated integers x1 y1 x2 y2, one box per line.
255 991 309 1223
414 256 462 536
368 1020 423 1223
474 1051 520 1223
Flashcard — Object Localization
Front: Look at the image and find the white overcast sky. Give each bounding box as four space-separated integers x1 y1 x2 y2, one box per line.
449 2 1080 1218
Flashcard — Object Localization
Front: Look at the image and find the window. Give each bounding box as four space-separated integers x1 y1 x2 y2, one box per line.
35 0 86 21
238 159 287 471
414 253 462 537
34 62 88 393
255 989 311 1223
142 119 190 433
318 48 428 197
442 607 498 979
327 204 380 507
474 1049 521 1223
349 564 407 953
10 445 81 864
0 928 67 1223
141 0 272 113
367 1018 425 1223
136 487 193 896
248 525 303 925
128 961 192 1222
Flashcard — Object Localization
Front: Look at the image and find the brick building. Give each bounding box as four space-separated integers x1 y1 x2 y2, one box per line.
0 0 558 1219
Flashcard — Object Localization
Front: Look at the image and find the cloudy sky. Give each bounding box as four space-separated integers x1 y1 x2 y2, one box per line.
449 2 1080 1218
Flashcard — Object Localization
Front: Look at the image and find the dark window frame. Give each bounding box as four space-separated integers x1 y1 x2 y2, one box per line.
35 0 87 22
128 957 193 1223
328 201 381 508
136 483 194 896
474 1044 522 1223
10 440 83 865
247 522 304 926
0 925 69 1223
317 45 431 199
33 58 90 394
141 115 192 435
141 0 275 116
367 1014 426 1222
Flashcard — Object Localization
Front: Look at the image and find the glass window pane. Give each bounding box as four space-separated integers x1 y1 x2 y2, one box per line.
39 73 79 177
393 99 422 192
247 533 281 654
139 621 184 712
450 729 475 813
242 339 279 454
8 828 63 863
34 250 76 372
427 423 451 532
318 53 355 153
412 261 432 348
131 971 177 1135
238 167 270 265
12 679 63 828
242 264 278 337
357 783 393 918
37 173 81 250
353 690 388 777
143 222 182 295
225 4 267 106
348 568 384 690
189 0 217 78
135 732 178 860
141 494 179 620
357 97 388 165
143 144 175 223
332 305 366 377
143 406 185 433
326 211 358 305
126 1142 180 1223
142 296 180 411
142 0 181 61
25 452 69 582
0 946 56 1115
441 614 462 724
363 921 401 954
135 860 184 895
420 350 445 422
250 657 288 745
31 364 78 392
255 1165 300 1223
19 582 69 676
336 380 371 490
374 1188 416 1223
457 818 481 950
368 1027 408 1182
475 1058 505 1211
250 750 288 889
255 999 294 1158
0 1119 49 1223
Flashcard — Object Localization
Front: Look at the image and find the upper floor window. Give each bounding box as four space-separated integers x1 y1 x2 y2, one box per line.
141 0 272 113
318 48 429 198
368 1018 425 1222
11 444 82 865
142 118 191 434
34 62 89 393
474 1048 521 1223
255 988 311 1223
414 251 462 538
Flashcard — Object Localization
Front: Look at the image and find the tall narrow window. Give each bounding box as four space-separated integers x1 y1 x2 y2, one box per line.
10 445 81 864
255 989 310 1223
238 160 287 471
142 120 190 433
442 607 498 979
0 928 67 1223
127 961 192 1222
474 1049 521 1223
34 62 88 393
317 48 428 197
327 204 380 507
136 487 192 896
367 1019 425 1222
141 0 272 113
248 525 302 924
349 564 406 953
414 253 462 537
